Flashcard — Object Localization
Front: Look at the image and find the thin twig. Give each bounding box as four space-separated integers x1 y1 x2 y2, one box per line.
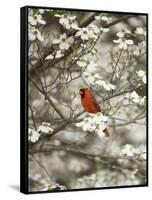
29 103 37 130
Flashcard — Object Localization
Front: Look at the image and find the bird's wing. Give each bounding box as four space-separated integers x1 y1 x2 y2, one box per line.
90 92 101 112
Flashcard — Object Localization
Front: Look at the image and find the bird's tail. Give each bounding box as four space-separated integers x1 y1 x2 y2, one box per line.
103 128 110 137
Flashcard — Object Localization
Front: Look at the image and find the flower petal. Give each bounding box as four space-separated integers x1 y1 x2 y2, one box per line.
143 76 146 84
59 18 69 26
77 61 87 67
29 32 36 41
69 16 77 20
95 16 101 20
113 38 121 43
102 28 110 32
45 54 54 60
72 23 80 30
119 41 127 49
37 33 44 42
54 14 64 18
101 16 109 21
116 32 124 38
136 70 145 77
126 39 134 45
38 18 46 25
53 39 61 44
81 34 89 41
59 42 70 50
55 51 64 58
28 16 37 25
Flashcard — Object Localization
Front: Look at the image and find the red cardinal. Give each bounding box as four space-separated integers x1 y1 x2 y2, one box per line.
79 88 110 137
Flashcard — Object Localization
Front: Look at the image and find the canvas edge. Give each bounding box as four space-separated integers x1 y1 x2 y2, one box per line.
24 5 148 15
20 6 28 194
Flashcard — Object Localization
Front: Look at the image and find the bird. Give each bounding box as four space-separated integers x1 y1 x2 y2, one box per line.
79 88 110 137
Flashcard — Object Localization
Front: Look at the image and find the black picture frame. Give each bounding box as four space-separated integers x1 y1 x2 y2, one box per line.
20 5 148 194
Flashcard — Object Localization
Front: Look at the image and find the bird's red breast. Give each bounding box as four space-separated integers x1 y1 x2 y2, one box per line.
79 88 101 113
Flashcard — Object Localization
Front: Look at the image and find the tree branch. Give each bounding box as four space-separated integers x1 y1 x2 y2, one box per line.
30 86 145 147
44 94 67 121
29 144 145 163
29 75 67 121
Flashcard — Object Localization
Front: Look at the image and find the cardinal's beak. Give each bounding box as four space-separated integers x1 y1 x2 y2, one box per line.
78 90 83 95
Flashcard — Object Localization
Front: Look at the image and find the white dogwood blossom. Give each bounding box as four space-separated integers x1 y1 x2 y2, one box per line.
76 117 97 132
76 113 109 138
132 45 140 56
135 27 146 36
37 122 53 134
77 59 98 70
121 144 136 156
41 184 67 191
83 70 115 91
100 27 110 32
121 144 146 160
28 128 40 143
76 24 109 41
88 24 100 40
86 61 98 72
38 9 45 14
113 31 134 49
76 27 94 41
28 14 46 25
28 25 44 41
113 38 134 49
52 33 74 50
136 70 146 84
125 91 146 105
83 72 99 85
96 80 115 91
95 15 112 23
45 50 64 60
55 14 79 30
